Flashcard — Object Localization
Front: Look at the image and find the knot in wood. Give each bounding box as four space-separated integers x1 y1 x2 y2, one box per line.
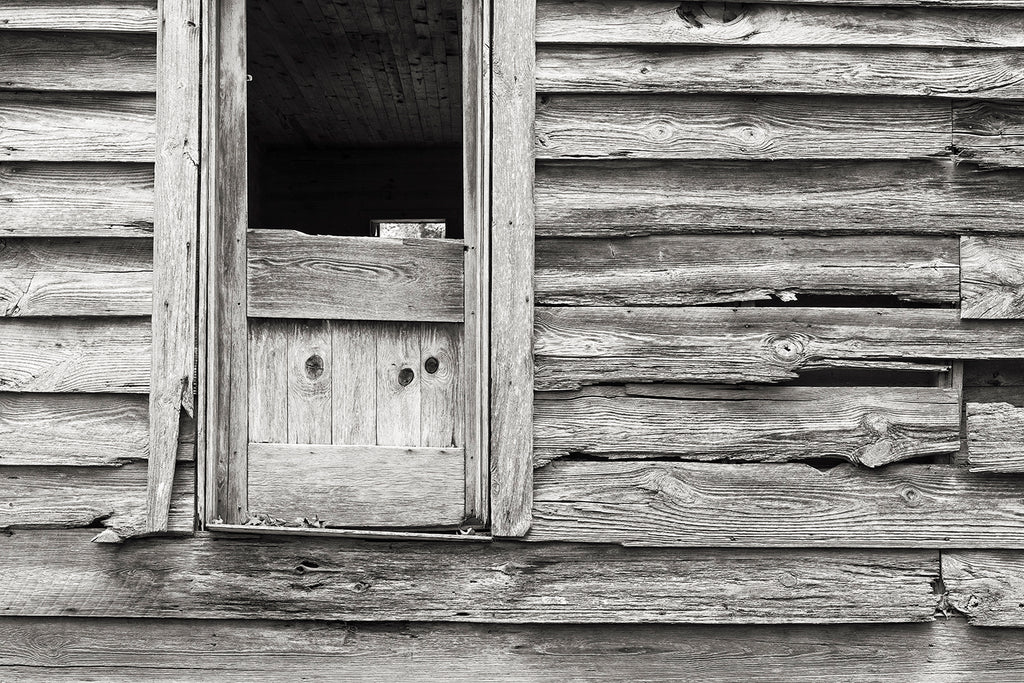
643 120 675 143
763 333 808 364
304 354 324 380
398 367 415 386
900 486 922 508
424 356 440 374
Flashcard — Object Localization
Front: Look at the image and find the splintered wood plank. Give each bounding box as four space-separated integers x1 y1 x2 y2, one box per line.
528 462 1024 547
376 324 421 446
536 160 1024 237
0 462 193 534
0 318 148 393
0 1 158 32
535 235 958 306
961 237 1024 319
536 1 1024 47
536 46 1024 98
247 230 464 322
955 101 1024 167
331 321 377 445
0 530 938 623
534 387 960 468
535 307 1024 390
248 320 289 444
944 552 1024 626
535 95 951 160
286 320 332 445
0 93 155 162
967 402 1024 472
248 443 465 527
0 31 155 92
420 324 463 448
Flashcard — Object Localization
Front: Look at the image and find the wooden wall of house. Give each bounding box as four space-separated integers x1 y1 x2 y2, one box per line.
0 2 193 536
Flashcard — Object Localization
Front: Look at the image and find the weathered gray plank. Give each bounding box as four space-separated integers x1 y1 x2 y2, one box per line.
286 320 332 445
0 163 153 237
0 31 154 92
0 93 155 163
420 323 463 448
944 552 1024 626
536 46 1024 98
528 461 1024 547
535 387 960 468
330 320 377 445
0 1 158 32
535 307 1024 390
955 101 1024 167
536 1 1024 47
536 95 951 159
248 443 466 527
754 0 1024 6
968 402 1024 472
375 323 422 446
536 235 959 306
536 160 1024 237
0 529 937 622
247 230 464 322
961 237 1024 318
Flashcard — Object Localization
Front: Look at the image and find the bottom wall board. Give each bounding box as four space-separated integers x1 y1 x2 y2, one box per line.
2 617 1024 681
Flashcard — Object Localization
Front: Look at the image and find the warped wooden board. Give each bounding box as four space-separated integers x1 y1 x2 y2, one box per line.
0 94 155 163
0 463 192 534
536 46 1024 98
534 387 960 468
0 318 148 392
0 529 937 622
536 235 958 306
528 461 1024 547
536 95 950 160
248 443 466 527
961 237 1024 318
968 402 1024 472
247 230 464 321
534 307 1024 389
955 101 1024 167
0 163 154 237
536 1 1024 47
536 160 1024 236
944 552 1024 626
8 618 1024 680
0 1 158 32
0 31 154 92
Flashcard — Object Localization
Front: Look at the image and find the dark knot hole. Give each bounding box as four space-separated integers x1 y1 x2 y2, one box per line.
398 367 415 386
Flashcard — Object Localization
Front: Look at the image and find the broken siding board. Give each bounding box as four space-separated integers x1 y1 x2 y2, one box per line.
535 95 951 160
286 320 333 445
248 320 289 444
961 237 1024 319
536 46 1024 98
247 230 464 322
0 463 193 534
331 321 377 445
535 235 959 306
0 93 155 163
967 402 1024 472
536 160 1024 237
534 388 960 468
0 1 158 32
534 307 1024 390
420 323 463 448
0 530 938 623
376 323 421 447
248 443 466 527
536 1 1024 48
954 100 1024 167
0 163 153 237
943 552 1024 627
0 318 148 393
0 31 155 92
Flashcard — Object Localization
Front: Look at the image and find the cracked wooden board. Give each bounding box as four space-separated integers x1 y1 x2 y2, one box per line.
943 552 1024 626
961 237 1024 319
967 402 1024 472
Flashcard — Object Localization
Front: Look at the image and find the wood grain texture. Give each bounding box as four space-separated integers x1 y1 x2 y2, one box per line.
536 1 1024 47
330 321 377 445
528 461 1024 547
961 237 1024 319
968 402 1024 472
247 230 464 322
955 100 1024 167
247 320 289 443
0 1 158 32
536 46 1024 98
0 93 155 163
420 324 463 448
752 0 1024 6
944 552 1024 626
0 318 148 393
375 324 422 446
248 443 466 527
0 31 154 92
490 0 535 538
535 307 1024 389
536 160 1024 237
286 321 332 445
0 463 192 534
0 530 938 622
8 618 1024 681
535 387 960 468
535 95 951 160
536 235 959 306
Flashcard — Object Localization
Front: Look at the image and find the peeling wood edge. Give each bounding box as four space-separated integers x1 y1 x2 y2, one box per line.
207 523 493 543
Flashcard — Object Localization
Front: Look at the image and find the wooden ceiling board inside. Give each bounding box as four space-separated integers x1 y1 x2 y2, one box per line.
247 0 461 148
